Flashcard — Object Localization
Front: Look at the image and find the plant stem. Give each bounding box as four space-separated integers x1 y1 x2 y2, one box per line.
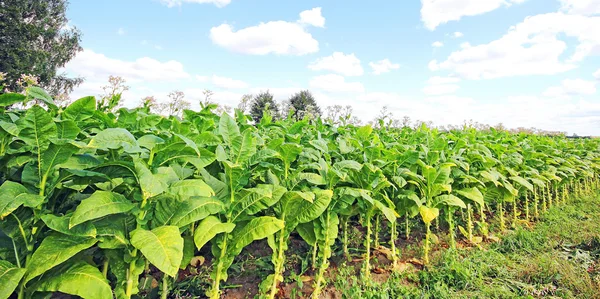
268 230 286 299
447 208 455 250
363 212 372 278
498 202 505 232
390 221 398 267
423 222 431 265
161 275 169 299
102 257 109 278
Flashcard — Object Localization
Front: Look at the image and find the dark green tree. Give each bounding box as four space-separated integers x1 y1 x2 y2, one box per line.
0 0 83 96
288 90 321 120
249 90 279 123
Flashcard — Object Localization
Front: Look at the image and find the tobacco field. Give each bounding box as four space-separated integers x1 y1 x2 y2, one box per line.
0 87 599 299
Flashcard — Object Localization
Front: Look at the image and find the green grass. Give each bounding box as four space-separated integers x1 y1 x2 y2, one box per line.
332 194 600 299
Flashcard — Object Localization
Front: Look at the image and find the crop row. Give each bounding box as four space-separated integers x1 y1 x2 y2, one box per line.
0 87 599 299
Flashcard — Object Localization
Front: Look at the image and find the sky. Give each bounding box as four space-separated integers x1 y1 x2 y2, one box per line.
63 0 600 135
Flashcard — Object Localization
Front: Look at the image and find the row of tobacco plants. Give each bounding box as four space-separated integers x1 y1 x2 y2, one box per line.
0 87 599 299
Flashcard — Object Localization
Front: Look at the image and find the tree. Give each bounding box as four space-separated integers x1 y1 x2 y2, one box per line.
288 90 321 121
0 0 83 96
249 90 279 123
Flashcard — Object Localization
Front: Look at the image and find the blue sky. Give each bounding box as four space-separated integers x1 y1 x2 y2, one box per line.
64 0 600 135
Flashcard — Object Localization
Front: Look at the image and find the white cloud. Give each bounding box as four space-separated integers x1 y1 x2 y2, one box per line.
459 42 471 49
423 84 460 95
560 0 600 16
594 68 600 79
453 31 464 38
117 28 126 35
159 0 231 8
299 7 325 27
154 45 163 50
421 0 527 30
308 52 363 76
64 49 190 82
428 60 440 71
432 41 444 47
309 74 365 93
196 75 209 82
369 59 400 75
431 13 600 79
211 75 249 89
210 8 324 56
543 79 597 97
427 76 460 85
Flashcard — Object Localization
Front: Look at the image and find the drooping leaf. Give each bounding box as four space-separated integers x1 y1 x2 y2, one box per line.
130 226 184 277
70 191 135 228
88 128 139 152
32 262 112 299
0 261 26 299
135 160 167 199
228 216 284 256
435 194 466 209
42 214 97 237
25 234 97 283
26 86 56 108
0 92 26 107
455 187 484 207
0 181 38 219
193 216 235 250
219 113 241 146
284 190 332 225
169 179 215 200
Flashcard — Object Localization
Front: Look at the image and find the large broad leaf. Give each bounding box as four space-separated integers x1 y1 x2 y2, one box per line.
284 190 331 225
372 199 399 222
0 92 26 107
0 181 43 219
94 215 134 249
419 206 439 224
509 176 534 192
88 128 138 152
42 214 97 237
228 216 284 257
130 226 183 277
455 187 484 207
296 222 316 246
26 86 56 108
219 112 241 146
169 179 214 200
193 216 235 250
39 142 79 185
25 234 97 283
32 262 112 299
231 129 257 164
17 105 56 152
135 160 167 199
155 195 224 228
63 96 96 122
298 173 326 185
277 143 303 165
229 185 281 221
434 194 466 209
70 191 135 228
0 261 26 299
55 119 80 141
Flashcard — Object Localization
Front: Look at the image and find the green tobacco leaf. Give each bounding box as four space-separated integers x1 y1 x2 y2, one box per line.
70 191 135 228
130 226 184 277
0 261 26 299
193 216 235 250
88 128 138 152
40 142 79 185
0 92 26 107
137 134 164 150
63 96 96 122
170 197 224 228
229 185 279 221
94 215 133 249
55 119 80 141
41 214 97 237
299 173 326 186
285 190 332 224
435 194 466 209
231 129 257 164
219 112 241 146
169 179 215 200
32 262 112 299
25 234 97 283
0 181 36 219
510 176 534 192
181 236 195 269
455 187 484 207
135 160 167 200
228 216 284 257
373 199 398 222
26 86 56 108
17 105 57 152
296 222 316 246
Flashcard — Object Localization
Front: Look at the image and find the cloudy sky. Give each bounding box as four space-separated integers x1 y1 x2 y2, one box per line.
64 0 600 135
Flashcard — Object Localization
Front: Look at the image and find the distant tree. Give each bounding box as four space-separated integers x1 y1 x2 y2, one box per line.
249 90 279 123
0 0 83 97
288 90 321 121
237 93 252 113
